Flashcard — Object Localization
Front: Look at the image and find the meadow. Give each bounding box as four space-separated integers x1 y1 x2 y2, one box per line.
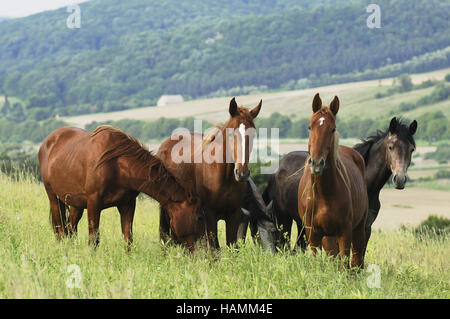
0 174 448 299
63 68 450 127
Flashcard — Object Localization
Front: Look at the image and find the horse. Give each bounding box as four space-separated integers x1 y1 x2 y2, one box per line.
157 97 262 249
297 93 368 268
38 126 205 251
239 178 277 253
262 117 417 252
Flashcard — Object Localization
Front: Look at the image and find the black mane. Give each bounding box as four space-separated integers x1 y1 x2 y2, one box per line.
353 118 416 165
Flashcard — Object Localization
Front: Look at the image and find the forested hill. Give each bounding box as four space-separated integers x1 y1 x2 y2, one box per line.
0 0 449 117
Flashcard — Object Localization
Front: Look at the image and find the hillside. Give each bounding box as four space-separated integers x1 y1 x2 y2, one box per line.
64 68 450 126
0 0 449 118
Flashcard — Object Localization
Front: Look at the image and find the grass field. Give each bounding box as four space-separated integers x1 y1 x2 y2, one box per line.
63 68 450 128
0 175 448 299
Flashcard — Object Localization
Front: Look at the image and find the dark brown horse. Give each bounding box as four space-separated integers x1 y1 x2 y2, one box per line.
298 94 368 268
157 97 262 248
263 117 417 252
38 126 205 250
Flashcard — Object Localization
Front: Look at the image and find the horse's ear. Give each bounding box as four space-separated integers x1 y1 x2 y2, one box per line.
229 97 238 117
409 120 417 135
330 96 339 115
389 117 397 134
250 99 262 119
312 93 322 113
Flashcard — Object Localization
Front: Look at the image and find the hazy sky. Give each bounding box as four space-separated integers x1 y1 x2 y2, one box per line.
0 0 90 18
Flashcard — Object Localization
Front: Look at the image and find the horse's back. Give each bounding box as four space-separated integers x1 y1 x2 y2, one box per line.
39 127 89 178
268 151 308 217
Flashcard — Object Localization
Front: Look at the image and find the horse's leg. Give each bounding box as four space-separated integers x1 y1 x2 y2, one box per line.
337 229 352 269
305 228 322 256
159 205 171 244
87 196 102 247
321 236 339 257
68 207 83 236
277 214 293 250
294 220 307 252
44 187 67 239
205 210 219 249
225 209 243 247
351 220 366 269
364 206 378 255
118 198 136 246
236 213 249 243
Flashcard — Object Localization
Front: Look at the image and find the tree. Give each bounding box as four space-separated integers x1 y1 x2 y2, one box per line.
398 74 413 92
8 103 26 123
1 95 10 117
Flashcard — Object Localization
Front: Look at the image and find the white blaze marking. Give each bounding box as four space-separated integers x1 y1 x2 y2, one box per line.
239 123 246 163
319 117 325 126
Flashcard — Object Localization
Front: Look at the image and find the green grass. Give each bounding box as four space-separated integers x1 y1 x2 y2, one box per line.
411 181 450 191
392 204 414 209
0 175 448 298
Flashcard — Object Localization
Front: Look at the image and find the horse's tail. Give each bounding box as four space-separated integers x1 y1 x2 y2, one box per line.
57 197 68 233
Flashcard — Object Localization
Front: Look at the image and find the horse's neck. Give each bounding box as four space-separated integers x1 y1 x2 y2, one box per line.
206 126 235 182
310 150 340 197
124 158 185 204
366 139 392 194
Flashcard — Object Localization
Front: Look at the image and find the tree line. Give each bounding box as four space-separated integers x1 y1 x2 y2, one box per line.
0 0 448 118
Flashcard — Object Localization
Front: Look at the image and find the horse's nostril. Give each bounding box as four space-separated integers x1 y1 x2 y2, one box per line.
319 158 325 166
308 158 313 165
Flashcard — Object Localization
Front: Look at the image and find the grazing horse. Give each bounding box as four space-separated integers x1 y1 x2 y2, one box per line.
38 126 205 251
157 98 262 248
297 94 368 268
263 117 417 252
239 178 277 253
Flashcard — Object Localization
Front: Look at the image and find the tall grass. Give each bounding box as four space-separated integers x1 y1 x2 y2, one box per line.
0 174 448 298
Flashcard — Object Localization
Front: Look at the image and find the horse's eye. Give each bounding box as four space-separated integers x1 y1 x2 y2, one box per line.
332 128 336 133
308 126 311 131
388 146 393 151
411 148 415 153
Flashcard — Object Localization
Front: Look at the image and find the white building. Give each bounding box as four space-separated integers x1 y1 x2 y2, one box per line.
157 95 184 106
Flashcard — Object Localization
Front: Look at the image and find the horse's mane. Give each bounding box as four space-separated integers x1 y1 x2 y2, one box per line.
91 126 184 202
92 126 159 170
332 131 351 194
353 118 416 166
201 124 224 150
201 105 255 150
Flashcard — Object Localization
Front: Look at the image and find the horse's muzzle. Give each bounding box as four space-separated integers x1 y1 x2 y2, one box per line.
234 167 250 182
308 157 325 175
392 174 407 189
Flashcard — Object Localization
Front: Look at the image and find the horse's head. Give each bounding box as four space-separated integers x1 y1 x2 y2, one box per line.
225 97 262 182
165 197 205 252
307 93 339 175
384 117 417 189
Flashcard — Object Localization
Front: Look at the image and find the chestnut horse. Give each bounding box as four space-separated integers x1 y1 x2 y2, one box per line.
38 126 205 250
298 94 368 268
157 98 262 248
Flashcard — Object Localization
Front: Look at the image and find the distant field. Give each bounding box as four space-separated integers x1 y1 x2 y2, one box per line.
64 68 450 128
